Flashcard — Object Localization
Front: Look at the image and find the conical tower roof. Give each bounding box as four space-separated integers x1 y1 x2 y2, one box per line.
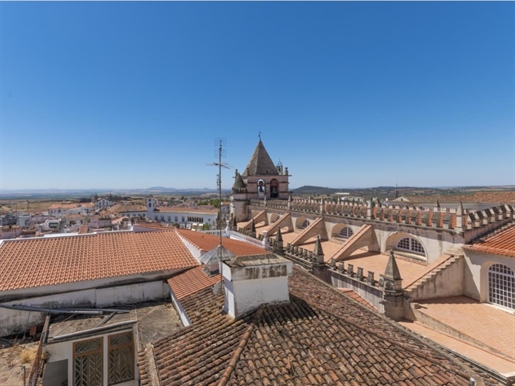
242 140 279 176
384 250 402 281
232 172 247 191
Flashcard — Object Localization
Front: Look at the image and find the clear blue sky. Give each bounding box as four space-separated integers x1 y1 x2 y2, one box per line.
1 2 514 190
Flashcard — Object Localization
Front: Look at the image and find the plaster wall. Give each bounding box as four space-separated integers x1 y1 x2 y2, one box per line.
329 270 384 313
0 269 184 302
176 232 203 262
0 281 169 336
227 277 290 318
96 281 168 306
409 257 465 301
223 261 292 318
228 231 265 248
463 250 515 303
170 292 191 327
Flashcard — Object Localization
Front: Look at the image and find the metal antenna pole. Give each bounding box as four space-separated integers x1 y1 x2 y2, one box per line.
207 139 230 247
217 140 223 247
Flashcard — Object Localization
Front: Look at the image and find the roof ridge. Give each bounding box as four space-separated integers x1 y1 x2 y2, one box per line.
217 307 264 386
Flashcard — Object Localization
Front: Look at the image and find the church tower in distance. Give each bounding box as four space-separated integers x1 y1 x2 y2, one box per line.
230 139 290 222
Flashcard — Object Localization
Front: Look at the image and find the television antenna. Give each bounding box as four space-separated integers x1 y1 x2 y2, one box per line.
207 138 231 247
206 138 233 286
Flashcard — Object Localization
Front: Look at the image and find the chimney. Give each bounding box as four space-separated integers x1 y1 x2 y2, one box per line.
222 253 292 319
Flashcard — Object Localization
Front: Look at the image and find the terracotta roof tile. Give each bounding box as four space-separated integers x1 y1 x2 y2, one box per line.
167 266 220 300
177 229 268 256
141 267 499 386
399 192 515 205
109 204 147 213
464 224 515 257
0 231 197 292
156 206 218 214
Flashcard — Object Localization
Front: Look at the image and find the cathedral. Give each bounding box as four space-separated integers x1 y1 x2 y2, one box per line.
229 139 515 373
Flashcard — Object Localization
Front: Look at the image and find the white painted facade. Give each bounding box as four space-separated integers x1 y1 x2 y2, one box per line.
223 255 292 319
0 281 171 336
95 198 114 210
146 196 219 229
463 249 515 306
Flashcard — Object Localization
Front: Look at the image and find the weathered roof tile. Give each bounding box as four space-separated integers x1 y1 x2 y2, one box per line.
0 230 197 292
141 267 499 386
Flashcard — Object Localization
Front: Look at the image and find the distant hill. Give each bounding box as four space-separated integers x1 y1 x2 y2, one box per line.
292 186 343 195
292 185 515 199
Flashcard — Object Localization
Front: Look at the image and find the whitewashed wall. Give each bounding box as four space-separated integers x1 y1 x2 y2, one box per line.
463 250 515 303
0 281 169 336
223 260 292 318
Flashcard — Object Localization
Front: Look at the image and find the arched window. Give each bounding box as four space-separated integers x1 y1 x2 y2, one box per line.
488 264 514 310
301 219 309 228
339 227 354 238
396 237 425 255
270 179 279 199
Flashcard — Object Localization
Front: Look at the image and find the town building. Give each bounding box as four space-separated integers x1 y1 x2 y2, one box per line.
94 197 115 210
145 195 219 229
48 203 94 217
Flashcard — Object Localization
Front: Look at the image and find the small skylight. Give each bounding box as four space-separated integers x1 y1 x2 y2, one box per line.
201 245 235 276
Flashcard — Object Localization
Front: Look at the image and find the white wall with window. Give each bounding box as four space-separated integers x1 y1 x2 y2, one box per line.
396 237 425 255
44 327 138 386
149 210 218 229
384 232 427 260
463 250 515 309
488 263 514 310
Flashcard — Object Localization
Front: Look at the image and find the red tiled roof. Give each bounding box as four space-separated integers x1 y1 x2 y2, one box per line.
109 204 147 213
140 267 497 386
156 206 218 214
464 224 515 257
399 191 515 205
0 231 198 292
177 229 268 256
167 266 220 300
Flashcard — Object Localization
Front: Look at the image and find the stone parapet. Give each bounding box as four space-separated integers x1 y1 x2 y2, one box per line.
248 199 515 235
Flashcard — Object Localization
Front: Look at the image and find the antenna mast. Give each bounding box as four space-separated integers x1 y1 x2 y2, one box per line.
208 139 229 247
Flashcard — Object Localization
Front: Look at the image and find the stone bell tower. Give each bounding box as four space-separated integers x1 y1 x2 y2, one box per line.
230 139 290 222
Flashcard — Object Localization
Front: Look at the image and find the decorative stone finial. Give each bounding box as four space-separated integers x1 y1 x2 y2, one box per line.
384 250 402 283
314 235 324 257
276 227 283 243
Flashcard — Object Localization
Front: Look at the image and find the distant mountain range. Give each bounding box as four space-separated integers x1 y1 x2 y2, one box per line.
0 187 230 199
291 185 515 198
